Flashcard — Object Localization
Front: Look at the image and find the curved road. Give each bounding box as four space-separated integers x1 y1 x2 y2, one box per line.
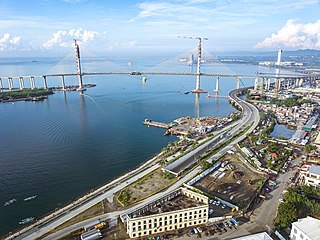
12 89 260 240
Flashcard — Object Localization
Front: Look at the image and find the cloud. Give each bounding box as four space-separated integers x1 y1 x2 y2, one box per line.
43 28 106 49
0 33 22 51
254 19 320 50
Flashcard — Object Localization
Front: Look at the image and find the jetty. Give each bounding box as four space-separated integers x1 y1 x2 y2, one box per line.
143 119 171 129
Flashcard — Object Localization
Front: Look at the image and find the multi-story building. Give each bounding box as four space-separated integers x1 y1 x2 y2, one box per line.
290 216 320 240
121 188 209 238
300 164 320 188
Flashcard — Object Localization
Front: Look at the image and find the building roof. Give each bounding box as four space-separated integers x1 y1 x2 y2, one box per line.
231 232 272 240
308 165 320 176
292 216 320 240
315 131 320 145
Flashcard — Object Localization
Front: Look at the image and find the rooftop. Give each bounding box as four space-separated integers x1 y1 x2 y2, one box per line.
308 165 320 176
231 232 272 240
136 194 204 218
292 216 320 239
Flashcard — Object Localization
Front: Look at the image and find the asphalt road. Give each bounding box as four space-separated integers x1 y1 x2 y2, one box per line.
13 89 260 240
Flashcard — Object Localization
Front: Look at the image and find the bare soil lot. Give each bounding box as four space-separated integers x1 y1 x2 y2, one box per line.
195 155 266 209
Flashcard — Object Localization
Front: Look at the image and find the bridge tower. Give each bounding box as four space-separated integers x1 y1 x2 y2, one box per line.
74 39 84 91
213 76 220 94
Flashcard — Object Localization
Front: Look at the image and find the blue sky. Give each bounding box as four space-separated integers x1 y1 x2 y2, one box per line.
0 0 319 56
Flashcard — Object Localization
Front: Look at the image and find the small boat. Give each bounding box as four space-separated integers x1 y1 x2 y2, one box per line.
19 217 34 225
24 195 37 201
184 91 190 95
4 199 17 206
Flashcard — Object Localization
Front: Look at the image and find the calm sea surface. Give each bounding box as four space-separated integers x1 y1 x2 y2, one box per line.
0 56 291 235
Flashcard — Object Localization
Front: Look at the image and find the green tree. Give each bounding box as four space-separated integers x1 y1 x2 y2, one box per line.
304 144 316 153
276 202 298 227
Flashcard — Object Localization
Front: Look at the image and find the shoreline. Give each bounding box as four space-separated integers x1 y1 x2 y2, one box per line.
5 92 240 239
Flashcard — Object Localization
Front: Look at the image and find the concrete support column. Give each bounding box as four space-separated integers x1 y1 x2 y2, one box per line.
295 78 299 88
8 77 13 90
236 77 240 90
214 76 220 93
254 77 258 90
30 76 35 89
19 77 24 90
274 78 279 97
0 78 3 90
266 78 270 90
299 78 304 87
260 77 264 95
61 75 66 91
43 76 47 89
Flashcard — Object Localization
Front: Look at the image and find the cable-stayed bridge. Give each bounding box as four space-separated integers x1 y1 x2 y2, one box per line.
0 40 316 96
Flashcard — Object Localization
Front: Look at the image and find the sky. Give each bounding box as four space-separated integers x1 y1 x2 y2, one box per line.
0 0 320 56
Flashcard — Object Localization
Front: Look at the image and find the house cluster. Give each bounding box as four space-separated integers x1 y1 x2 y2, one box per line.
256 103 317 128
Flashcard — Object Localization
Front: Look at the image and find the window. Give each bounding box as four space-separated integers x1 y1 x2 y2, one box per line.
138 221 141 225
143 220 146 224
154 223 157 228
144 231 147 235
294 228 297 234
133 227 136 232
174 219 177 224
149 219 152 223
195 211 197 214
170 215 173 219
194 221 196 224
300 234 304 239
165 216 168 220
180 218 182 222
133 233 136 237
169 220 172 224
133 222 136 226
180 213 182 217
149 224 152 229
199 210 202 213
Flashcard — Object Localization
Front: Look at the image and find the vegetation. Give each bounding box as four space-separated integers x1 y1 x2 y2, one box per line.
275 185 320 228
0 88 53 100
304 144 317 153
270 96 301 107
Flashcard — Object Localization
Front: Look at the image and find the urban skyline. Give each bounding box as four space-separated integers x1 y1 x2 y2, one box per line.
0 0 320 56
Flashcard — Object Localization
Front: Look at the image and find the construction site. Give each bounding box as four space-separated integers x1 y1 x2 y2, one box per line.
194 154 266 210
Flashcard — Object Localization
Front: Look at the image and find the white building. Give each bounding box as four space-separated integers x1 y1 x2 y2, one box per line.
121 188 208 238
232 232 273 240
290 216 320 240
300 165 320 188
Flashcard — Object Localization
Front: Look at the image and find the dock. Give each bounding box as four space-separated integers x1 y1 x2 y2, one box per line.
143 119 171 129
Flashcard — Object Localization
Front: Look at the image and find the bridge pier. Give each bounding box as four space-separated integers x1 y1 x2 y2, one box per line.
254 77 258 91
236 77 240 90
8 77 13 90
267 78 271 90
30 76 35 89
43 76 47 89
19 77 24 90
214 76 220 93
299 78 304 87
0 77 3 90
260 77 264 95
61 75 66 91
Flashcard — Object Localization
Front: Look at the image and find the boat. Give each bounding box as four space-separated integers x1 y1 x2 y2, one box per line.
4 199 17 206
19 217 34 225
184 91 190 95
24 195 37 201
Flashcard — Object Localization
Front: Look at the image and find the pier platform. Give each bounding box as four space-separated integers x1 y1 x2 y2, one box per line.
143 119 171 129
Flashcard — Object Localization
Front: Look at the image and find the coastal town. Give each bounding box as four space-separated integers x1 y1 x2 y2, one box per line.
4 66 320 240
0 5 320 240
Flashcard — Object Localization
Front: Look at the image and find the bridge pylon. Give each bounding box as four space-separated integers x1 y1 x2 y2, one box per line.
74 39 84 91
213 76 221 94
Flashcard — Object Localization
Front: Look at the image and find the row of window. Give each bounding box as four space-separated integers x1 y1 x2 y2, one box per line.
131 219 206 238
131 209 207 227
131 215 207 232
